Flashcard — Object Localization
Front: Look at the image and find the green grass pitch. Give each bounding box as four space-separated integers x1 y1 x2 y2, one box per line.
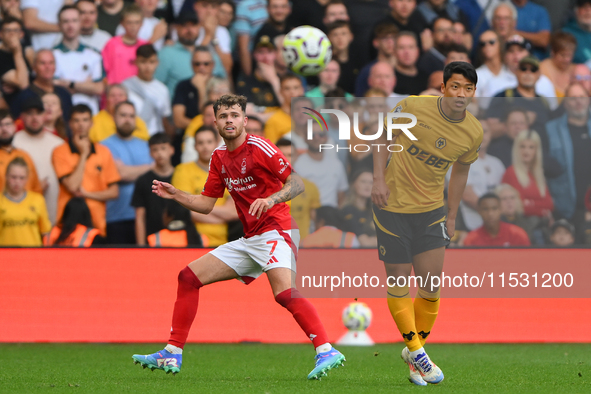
1 343 590 393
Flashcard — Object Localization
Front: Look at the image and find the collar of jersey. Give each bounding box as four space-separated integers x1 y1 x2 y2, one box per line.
437 97 466 124
68 138 96 156
54 41 86 53
226 135 248 155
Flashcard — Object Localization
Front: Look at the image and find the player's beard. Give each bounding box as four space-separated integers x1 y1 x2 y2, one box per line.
218 124 244 141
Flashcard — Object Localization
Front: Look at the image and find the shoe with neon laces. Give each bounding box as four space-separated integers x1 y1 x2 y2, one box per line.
132 349 182 375
307 347 346 380
401 347 427 386
409 348 444 384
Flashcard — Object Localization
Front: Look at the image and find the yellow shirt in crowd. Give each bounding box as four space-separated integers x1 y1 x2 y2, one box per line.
264 109 291 143
287 178 320 239
89 110 150 143
0 191 52 246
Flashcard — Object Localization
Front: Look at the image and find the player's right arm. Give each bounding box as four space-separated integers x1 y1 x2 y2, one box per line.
152 180 217 214
371 129 390 208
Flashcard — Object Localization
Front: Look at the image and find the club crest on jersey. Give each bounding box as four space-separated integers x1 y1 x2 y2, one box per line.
435 137 446 149
241 158 247 174
221 165 226 174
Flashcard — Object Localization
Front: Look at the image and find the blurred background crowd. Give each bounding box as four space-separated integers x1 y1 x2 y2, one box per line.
0 0 590 248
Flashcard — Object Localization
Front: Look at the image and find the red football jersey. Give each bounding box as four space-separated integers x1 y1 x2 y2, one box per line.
463 222 531 247
202 134 295 237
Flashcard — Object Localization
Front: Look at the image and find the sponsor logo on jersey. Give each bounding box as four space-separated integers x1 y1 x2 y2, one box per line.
407 144 452 170
224 176 255 192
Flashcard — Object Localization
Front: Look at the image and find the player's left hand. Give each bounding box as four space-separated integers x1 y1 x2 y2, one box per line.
445 218 456 239
249 198 274 219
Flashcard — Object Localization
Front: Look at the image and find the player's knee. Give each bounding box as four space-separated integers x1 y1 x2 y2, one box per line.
275 287 301 307
178 266 203 289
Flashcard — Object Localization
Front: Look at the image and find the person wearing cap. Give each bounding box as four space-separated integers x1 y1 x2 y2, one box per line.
11 95 64 225
235 35 281 108
549 219 575 246
486 55 550 138
563 0 591 64
154 11 200 100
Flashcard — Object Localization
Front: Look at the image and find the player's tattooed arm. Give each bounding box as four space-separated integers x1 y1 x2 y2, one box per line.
249 173 305 219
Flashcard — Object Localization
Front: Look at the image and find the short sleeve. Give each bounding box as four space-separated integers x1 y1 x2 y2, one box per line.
216 26 231 53
233 3 251 35
201 153 225 198
457 126 483 165
256 139 293 184
52 144 76 180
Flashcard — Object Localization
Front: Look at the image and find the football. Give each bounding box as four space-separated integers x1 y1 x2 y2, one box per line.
342 302 373 331
282 25 332 76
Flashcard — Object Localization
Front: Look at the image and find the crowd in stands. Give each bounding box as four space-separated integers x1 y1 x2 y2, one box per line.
0 0 590 249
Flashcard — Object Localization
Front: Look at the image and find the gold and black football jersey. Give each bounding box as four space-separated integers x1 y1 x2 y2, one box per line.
382 96 483 214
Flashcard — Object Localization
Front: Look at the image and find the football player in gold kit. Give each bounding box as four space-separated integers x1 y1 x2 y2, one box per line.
372 62 483 385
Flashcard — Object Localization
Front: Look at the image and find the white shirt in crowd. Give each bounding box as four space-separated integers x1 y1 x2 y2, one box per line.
21 0 65 51
123 76 172 136
12 130 64 225
116 17 164 51
79 29 112 52
294 152 349 208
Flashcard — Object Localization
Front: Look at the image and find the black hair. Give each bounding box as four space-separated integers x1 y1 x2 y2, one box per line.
247 115 264 128
447 43 470 57
114 100 135 114
316 206 343 228
136 43 158 59
275 138 291 148
55 197 94 245
71 104 92 117
431 16 454 31
326 19 351 34
194 125 218 139
149 132 172 146
0 108 13 121
443 61 478 86
478 192 500 206
163 200 203 247
0 16 24 30
58 4 79 21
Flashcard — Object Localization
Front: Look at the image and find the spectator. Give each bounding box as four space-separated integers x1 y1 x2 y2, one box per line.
511 0 551 59
0 108 41 194
234 0 267 77
463 193 531 246
206 76 231 102
53 5 104 115
115 0 167 51
11 49 72 121
194 0 232 79
340 170 377 247
454 0 493 51
132 132 175 245
102 4 149 84
235 35 280 107
284 97 315 154
300 206 359 248
475 30 503 96
394 31 428 95
549 219 575 247
0 17 30 103
172 46 214 130
354 23 398 97
181 100 216 163
323 0 348 26
97 0 125 36
264 74 304 143
491 2 517 44
21 0 64 50
287 0 326 32
572 64 591 93
540 32 577 100
0 157 51 246
502 129 553 219
372 0 429 54
487 108 529 167
452 20 472 52
417 16 454 77
88 84 149 142
306 60 353 103
12 96 63 224
445 43 470 64
495 183 537 241
41 93 67 140
326 20 358 94
253 0 291 54
457 119 505 231
245 115 265 137
172 125 237 247
563 0 591 65
417 0 471 37
44 197 104 246
421 70 445 96
368 61 401 99
276 137 320 239
346 0 389 67
543 83 591 235
294 121 348 208
76 0 112 52
486 56 550 139
101 101 153 244
52 104 120 237
123 44 173 137
147 199 204 247
1 0 23 20
154 11 200 100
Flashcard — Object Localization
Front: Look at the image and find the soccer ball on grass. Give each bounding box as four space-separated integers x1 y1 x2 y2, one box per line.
282 26 332 76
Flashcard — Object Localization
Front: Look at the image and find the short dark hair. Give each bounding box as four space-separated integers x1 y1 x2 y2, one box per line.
58 4 79 21
122 3 143 20
443 61 478 86
280 73 302 87
194 125 218 139
136 43 157 59
326 20 351 34
247 115 264 128
478 192 500 206
447 43 470 57
114 100 135 114
213 94 247 116
0 16 24 30
374 23 399 39
0 109 13 122
201 100 215 113
149 132 172 146
431 16 454 30
76 0 97 6
316 206 343 228
275 138 291 148
71 104 93 117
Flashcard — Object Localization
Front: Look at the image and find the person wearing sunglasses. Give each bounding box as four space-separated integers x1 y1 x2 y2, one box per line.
539 31 577 100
